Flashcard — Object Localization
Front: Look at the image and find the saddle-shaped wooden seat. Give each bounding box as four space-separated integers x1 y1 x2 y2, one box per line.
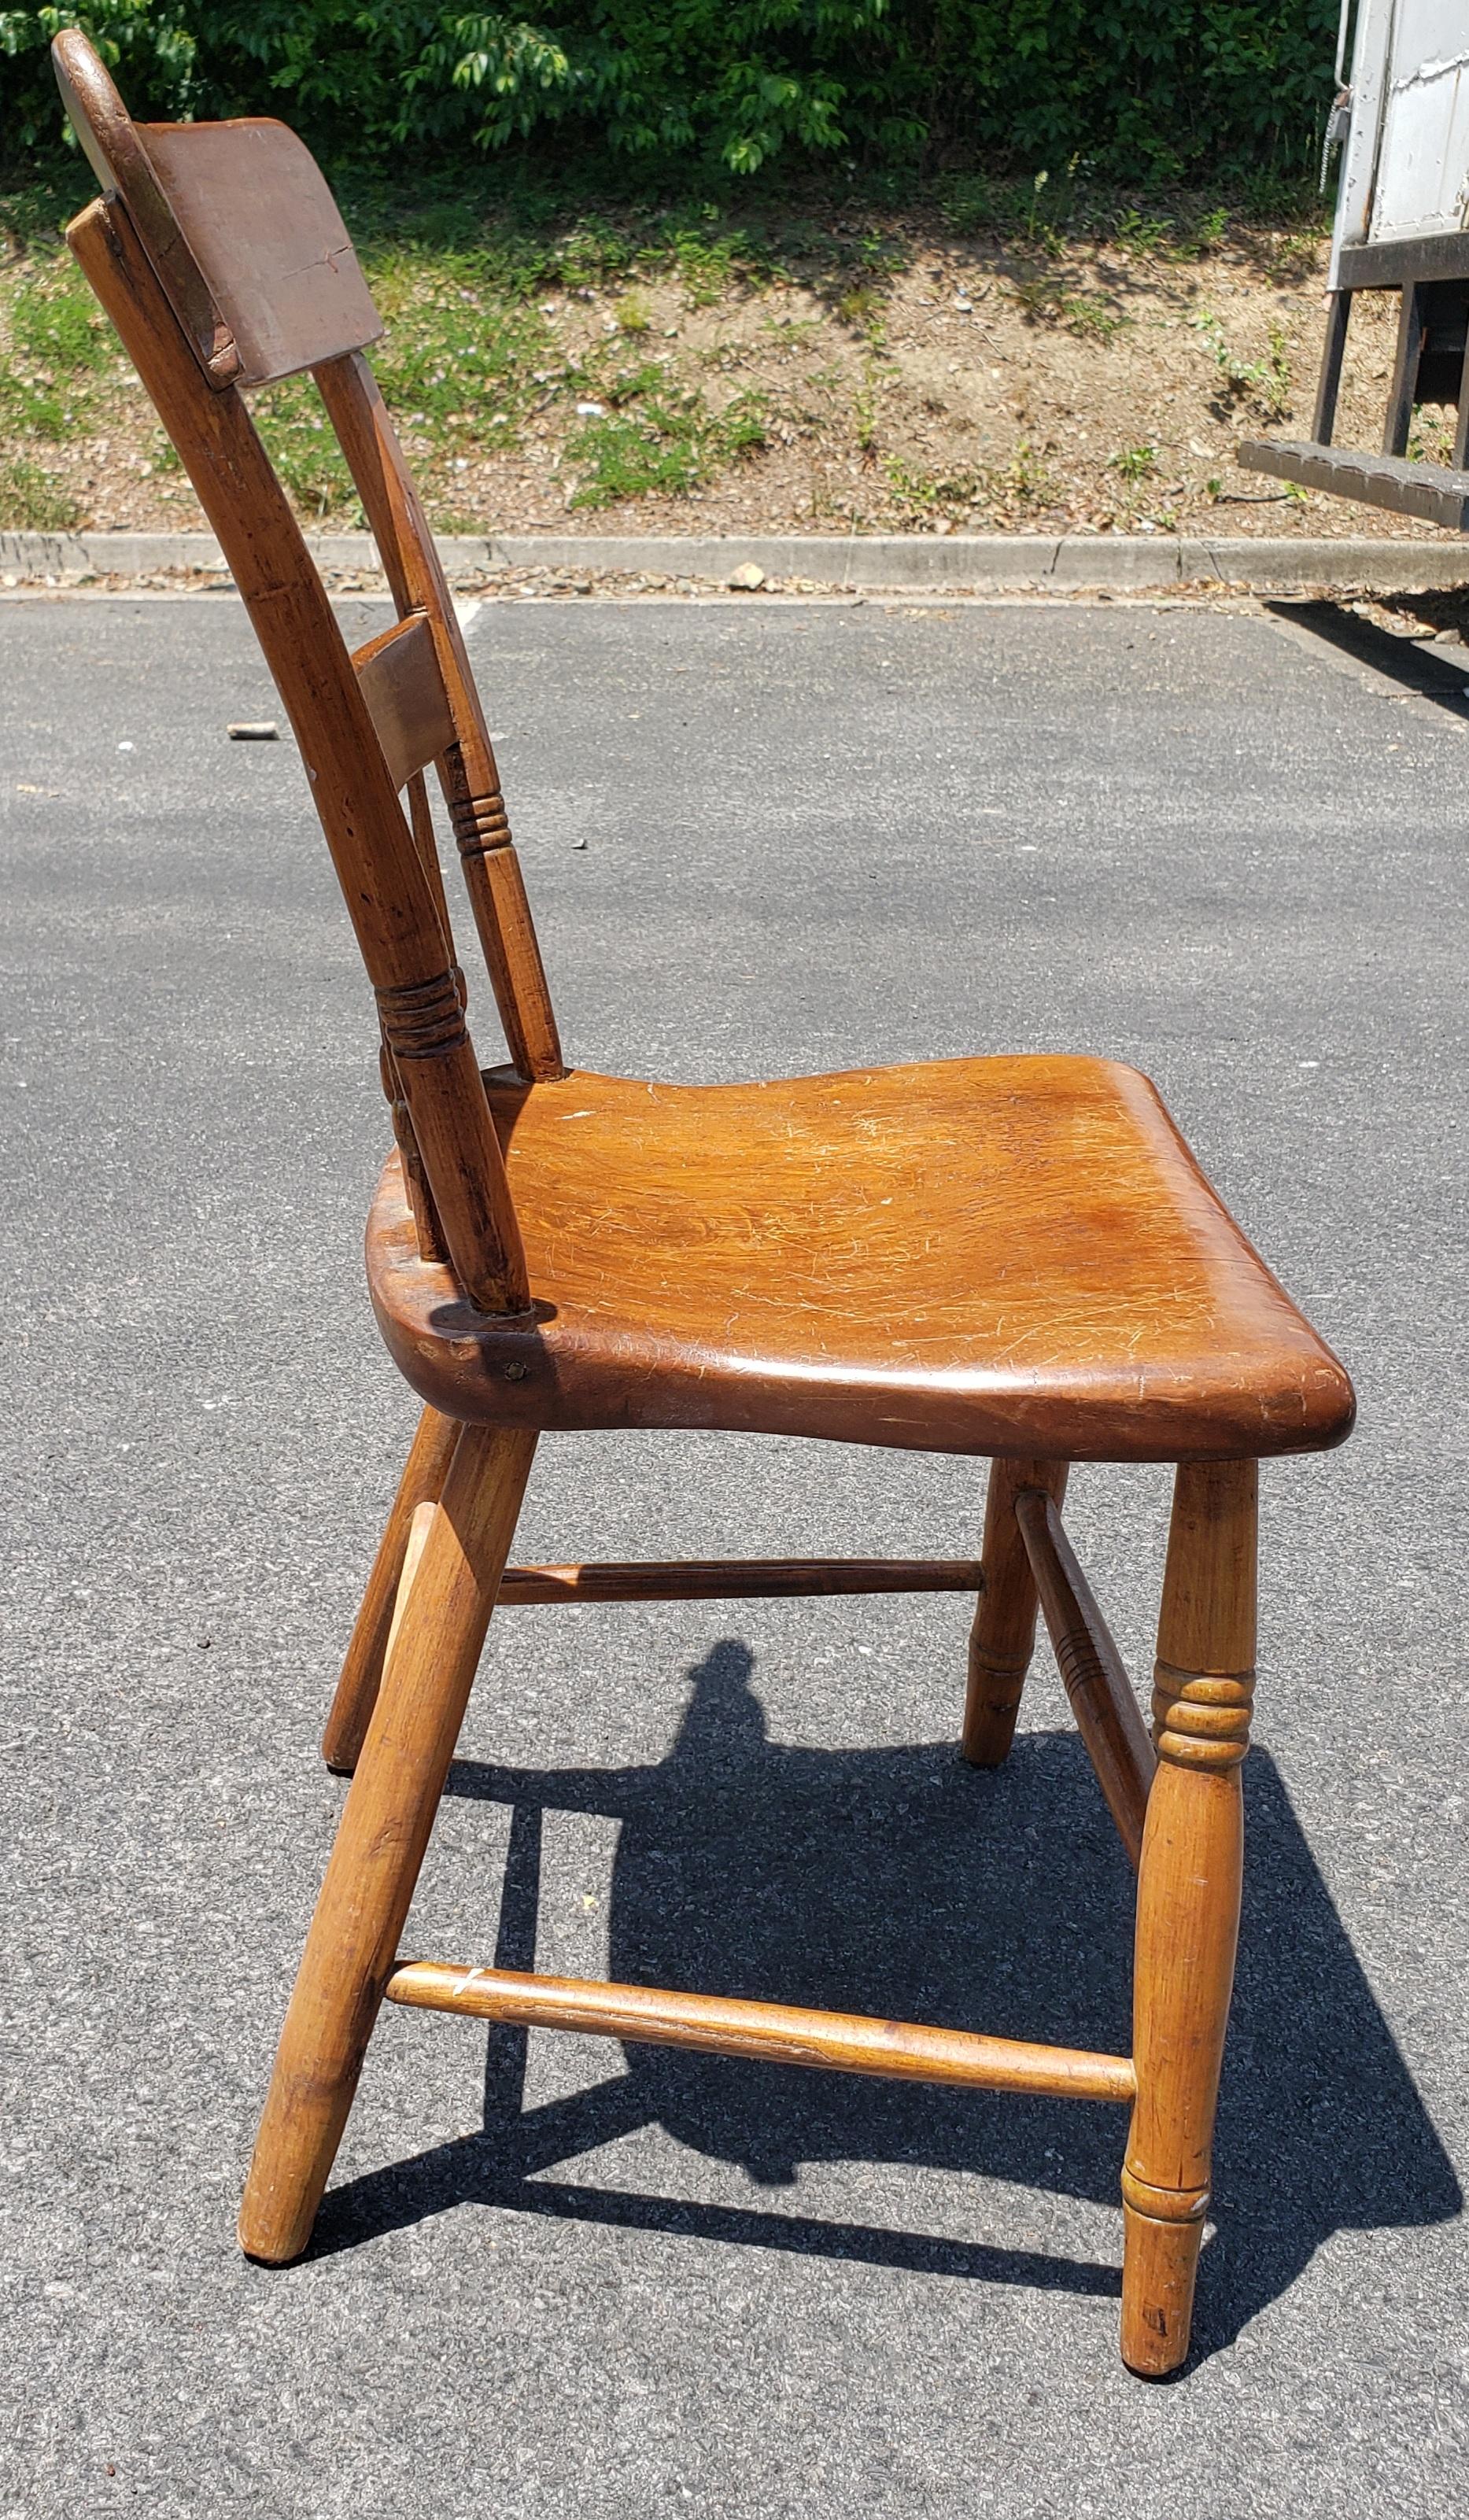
372 1057 1352 1460
54 27 1355 2378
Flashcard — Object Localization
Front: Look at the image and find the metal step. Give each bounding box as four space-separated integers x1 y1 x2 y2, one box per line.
1238 437 1469 532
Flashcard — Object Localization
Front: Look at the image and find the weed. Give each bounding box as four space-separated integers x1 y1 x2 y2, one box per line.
1009 275 1128 343
852 378 878 453
763 313 821 349
1112 442 1158 483
836 282 886 341
718 393 768 459
858 231 908 279
1191 310 1291 419
0 455 80 532
884 456 983 515
1116 207 1174 256
937 172 997 234
1003 439 1057 504
1063 292 1129 343
1409 412 1456 464
615 290 653 335
669 224 743 305
1172 205 1229 259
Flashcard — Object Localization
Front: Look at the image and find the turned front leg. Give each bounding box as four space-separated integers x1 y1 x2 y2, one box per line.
240 1422 537 2265
962 1457 1069 1765
1121 1459 1256 2377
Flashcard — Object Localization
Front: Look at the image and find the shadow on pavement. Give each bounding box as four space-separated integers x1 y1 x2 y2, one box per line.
314 1640 1460 2364
1267 597 1469 721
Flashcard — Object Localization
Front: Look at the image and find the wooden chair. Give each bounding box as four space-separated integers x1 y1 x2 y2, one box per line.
54 29 1356 2377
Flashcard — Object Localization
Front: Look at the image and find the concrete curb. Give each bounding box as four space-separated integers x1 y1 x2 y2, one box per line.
2 526 1467 592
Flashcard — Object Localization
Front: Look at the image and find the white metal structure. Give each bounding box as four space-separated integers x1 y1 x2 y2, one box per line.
1239 0 1469 526
1332 0 1469 283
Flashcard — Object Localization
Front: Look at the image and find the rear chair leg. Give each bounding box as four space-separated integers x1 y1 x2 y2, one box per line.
962 1457 1069 1765
239 1422 537 2265
1121 1459 1256 2377
322 1404 461 1774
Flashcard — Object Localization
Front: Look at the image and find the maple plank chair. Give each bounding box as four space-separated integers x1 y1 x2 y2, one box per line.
54 29 1356 2377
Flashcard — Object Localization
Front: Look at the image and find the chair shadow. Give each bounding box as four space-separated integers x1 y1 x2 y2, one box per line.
1267 596 1469 723
314 1640 1460 2367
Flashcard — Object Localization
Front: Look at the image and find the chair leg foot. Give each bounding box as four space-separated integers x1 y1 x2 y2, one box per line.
1119 1459 1256 2377
321 1404 461 1775
1120 2178 1205 2376
238 1422 537 2265
961 1457 1067 1765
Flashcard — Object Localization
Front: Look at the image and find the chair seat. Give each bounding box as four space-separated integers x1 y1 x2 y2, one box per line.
367 1056 1354 1461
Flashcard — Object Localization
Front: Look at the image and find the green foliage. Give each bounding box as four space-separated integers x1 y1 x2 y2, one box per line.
1111 441 1158 483
1 4 1342 186
0 2 199 153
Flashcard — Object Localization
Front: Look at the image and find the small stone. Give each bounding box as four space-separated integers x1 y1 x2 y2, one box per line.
727 563 766 591
227 721 279 740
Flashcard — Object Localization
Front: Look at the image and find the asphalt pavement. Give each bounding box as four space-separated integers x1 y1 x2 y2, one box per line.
3 592 1466 2517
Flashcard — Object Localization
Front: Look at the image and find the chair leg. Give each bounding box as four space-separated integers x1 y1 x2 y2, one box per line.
1121 1459 1256 2377
961 1457 1069 1765
321 1404 461 1774
238 1421 537 2266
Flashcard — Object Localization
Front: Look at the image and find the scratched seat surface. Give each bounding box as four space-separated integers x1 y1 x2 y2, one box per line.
367 1054 1354 1463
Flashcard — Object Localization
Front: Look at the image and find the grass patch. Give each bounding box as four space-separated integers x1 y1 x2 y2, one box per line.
0 259 118 440
564 362 766 507
0 153 1327 535
252 378 361 520
0 455 80 532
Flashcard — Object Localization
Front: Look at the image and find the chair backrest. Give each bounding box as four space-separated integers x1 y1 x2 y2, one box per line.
53 29 566 1317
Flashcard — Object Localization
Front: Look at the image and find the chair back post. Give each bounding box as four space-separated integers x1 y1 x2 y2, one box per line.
66 184 530 1314
314 353 565 1083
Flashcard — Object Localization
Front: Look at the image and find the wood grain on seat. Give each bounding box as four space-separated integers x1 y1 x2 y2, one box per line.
369 1056 1354 1461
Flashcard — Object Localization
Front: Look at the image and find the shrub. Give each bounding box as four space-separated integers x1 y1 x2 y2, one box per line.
0 4 1342 185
